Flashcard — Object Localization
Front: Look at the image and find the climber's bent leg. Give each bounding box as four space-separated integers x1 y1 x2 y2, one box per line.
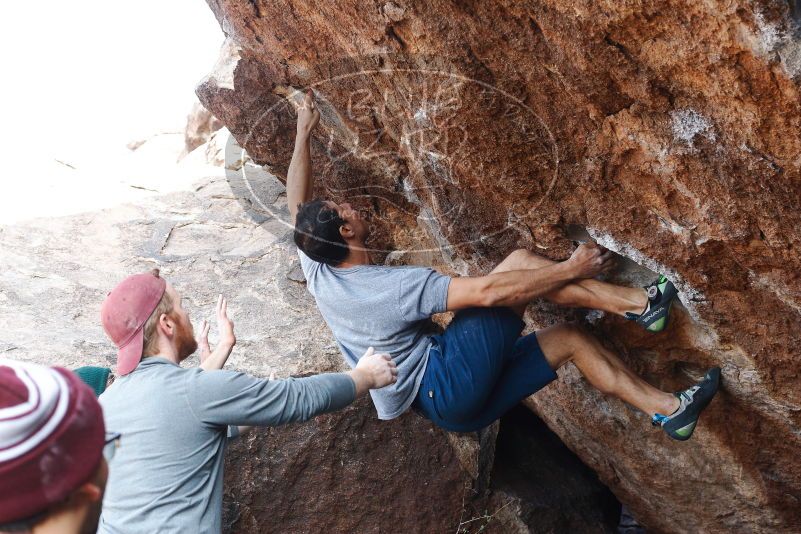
411 309 717 438
491 249 647 317
412 307 559 432
535 323 678 418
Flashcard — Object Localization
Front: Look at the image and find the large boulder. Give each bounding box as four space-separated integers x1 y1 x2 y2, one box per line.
222 396 468 533
195 1 801 532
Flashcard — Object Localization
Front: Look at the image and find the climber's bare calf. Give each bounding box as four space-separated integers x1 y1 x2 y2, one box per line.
535 324 678 417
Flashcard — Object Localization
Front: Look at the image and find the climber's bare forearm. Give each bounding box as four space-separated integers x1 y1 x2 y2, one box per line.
287 132 313 224
447 262 578 310
446 242 615 310
484 262 577 306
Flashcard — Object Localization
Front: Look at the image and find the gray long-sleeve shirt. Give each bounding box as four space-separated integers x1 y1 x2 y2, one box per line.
98 357 355 534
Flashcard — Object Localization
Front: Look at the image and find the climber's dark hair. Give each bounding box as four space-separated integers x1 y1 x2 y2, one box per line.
294 199 349 266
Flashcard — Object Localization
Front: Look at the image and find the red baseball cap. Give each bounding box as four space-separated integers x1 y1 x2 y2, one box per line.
101 271 166 375
0 360 105 524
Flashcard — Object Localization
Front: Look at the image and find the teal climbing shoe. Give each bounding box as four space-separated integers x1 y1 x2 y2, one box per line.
625 275 678 333
652 367 721 441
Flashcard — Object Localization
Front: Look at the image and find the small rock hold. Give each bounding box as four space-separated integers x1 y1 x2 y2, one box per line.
381 2 406 22
286 263 306 283
127 139 147 151
383 250 410 266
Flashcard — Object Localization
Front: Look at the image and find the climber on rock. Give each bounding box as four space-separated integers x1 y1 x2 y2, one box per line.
96 269 397 534
287 89 720 441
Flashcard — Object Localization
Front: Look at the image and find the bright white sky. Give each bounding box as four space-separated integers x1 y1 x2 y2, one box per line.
0 1 225 223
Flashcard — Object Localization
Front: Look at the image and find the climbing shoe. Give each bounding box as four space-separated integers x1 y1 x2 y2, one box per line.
652 367 721 441
625 275 678 333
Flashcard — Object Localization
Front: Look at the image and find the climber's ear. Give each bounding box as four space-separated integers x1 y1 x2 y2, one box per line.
339 222 356 239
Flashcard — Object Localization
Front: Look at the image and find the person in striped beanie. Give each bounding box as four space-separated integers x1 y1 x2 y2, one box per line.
0 359 116 534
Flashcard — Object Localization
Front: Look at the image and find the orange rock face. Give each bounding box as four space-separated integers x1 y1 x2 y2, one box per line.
198 1 801 531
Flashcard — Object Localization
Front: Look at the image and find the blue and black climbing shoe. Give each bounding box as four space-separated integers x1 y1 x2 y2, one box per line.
625 275 678 333
652 367 721 441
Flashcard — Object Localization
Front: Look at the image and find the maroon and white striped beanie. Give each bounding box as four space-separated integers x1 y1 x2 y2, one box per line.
0 359 105 524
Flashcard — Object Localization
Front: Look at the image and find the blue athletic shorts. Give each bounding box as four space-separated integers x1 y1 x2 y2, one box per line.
413 307 558 432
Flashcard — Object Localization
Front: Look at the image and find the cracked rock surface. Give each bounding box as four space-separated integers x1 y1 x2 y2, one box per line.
196 1 801 531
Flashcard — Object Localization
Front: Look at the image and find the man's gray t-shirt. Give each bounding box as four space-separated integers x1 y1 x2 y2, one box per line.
98 357 355 534
298 250 451 419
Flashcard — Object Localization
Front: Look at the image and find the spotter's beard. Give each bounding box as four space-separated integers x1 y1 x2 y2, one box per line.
174 315 198 361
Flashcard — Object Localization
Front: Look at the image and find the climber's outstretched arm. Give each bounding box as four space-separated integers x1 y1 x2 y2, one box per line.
288 89 320 225
446 243 613 311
